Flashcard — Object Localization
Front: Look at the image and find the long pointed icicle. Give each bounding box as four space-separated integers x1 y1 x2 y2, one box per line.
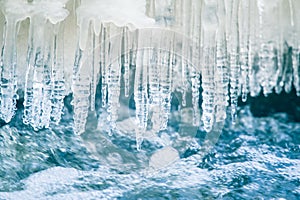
0 17 19 123
134 47 148 150
106 62 121 135
148 45 161 133
201 0 218 132
239 0 250 102
106 42 122 135
122 27 130 97
191 67 200 126
72 19 92 135
289 0 300 96
72 46 91 135
274 1 285 95
51 23 66 124
100 25 108 108
159 48 172 131
228 0 240 124
90 31 97 112
281 0 294 94
215 0 229 123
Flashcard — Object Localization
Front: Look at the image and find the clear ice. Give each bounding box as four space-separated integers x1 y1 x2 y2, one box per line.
0 0 299 144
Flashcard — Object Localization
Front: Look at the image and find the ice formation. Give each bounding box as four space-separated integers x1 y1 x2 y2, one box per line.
0 0 299 142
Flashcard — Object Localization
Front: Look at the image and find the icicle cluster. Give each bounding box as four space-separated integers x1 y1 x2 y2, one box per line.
0 0 299 143
0 0 69 129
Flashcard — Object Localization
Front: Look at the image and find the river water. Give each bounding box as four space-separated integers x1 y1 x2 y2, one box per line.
0 94 299 200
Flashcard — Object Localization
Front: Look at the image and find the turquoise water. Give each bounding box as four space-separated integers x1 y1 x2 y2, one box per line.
0 93 299 200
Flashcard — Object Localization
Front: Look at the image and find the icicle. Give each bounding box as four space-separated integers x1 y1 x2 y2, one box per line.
190 0 202 69
148 46 160 106
282 44 293 94
100 25 108 108
191 67 200 126
282 0 295 94
72 21 93 135
289 0 300 96
23 17 53 130
292 47 299 96
134 47 148 150
181 60 188 107
257 0 279 96
158 48 172 130
122 26 130 97
0 16 19 123
180 0 192 108
72 44 91 135
201 0 218 132
248 0 261 97
130 30 138 68
147 35 161 133
51 23 66 124
274 2 284 95
214 0 229 123
23 33 34 126
106 62 121 135
89 30 97 112
106 46 122 135
239 0 250 102
228 0 240 124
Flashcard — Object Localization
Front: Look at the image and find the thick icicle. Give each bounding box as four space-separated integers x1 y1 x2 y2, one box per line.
257 0 279 96
214 0 229 123
201 0 218 132
0 17 19 123
158 48 172 131
24 17 53 130
148 41 161 133
72 17 92 135
72 45 91 135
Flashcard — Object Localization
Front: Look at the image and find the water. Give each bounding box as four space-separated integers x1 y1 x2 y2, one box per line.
0 94 299 200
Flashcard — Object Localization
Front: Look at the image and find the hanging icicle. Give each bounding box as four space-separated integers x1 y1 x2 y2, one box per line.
51 23 66 124
0 16 19 123
228 0 240 124
200 0 218 132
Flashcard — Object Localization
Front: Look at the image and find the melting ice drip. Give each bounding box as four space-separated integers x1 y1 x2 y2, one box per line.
0 0 299 144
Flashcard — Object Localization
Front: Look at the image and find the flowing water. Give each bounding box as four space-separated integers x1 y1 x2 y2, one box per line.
0 93 299 200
